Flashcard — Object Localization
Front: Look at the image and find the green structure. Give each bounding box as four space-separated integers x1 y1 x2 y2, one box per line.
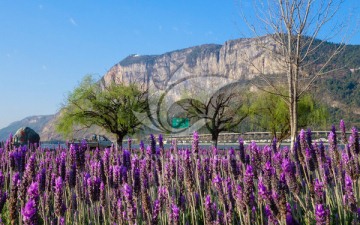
171 118 190 128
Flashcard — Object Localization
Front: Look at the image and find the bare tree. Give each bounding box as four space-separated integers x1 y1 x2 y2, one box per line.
178 85 250 148
240 0 349 149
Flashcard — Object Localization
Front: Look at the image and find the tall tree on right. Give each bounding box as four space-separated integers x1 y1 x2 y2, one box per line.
241 0 350 150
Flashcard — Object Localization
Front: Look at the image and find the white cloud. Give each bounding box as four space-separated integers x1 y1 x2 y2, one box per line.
69 17 78 26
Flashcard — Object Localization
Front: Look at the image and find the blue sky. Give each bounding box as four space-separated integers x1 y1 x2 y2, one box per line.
0 0 359 129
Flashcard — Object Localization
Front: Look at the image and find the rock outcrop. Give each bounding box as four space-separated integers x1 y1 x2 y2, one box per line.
13 127 40 146
102 36 283 89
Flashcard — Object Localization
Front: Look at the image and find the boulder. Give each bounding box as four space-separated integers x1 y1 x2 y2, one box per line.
13 127 40 146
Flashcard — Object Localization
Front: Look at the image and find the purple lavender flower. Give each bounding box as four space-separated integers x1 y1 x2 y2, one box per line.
344 174 357 212
152 199 160 224
299 129 307 149
262 145 272 163
108 165 114 188
158 134 164 151
55 176 65 217
263 161 274 191
340 120 347 144
314 179 324 204
87 176 101 202
328 131 340 166
306 128 313 148
123 150 131 170
192 131 199 156
184 150 195 193
36 168 46 193
305 148 315 171
132 165 141 197
280 148 289 161
318 140 326 163
124 183 133 201
213 174 222 185
351 127 359 154
265 205 279 225
20 154 36 203
116 198 125 222
212 156 221 177
285 203 299 225
67 163 76 189
178 194 186 211
146 145 152 157
171 203 180 225
272 137 277 153
103 148 110 175
272 151 283 172
315 204 327 225
59 217 65 225
229 148 239 179
216 210 225 225
140 160 149 190
59 152 66 181
9 173 20 225
239 138 246 163
243 165 254 207
70 192 77 212
342 151 356 179
113 165 121 188
331 124 337 145
22 199 37 225
281 158 298 194
0 172 4 189
150 134 156 155
27 182 39 203
139 140 145 156
74 143 86 171
158 186 168 208
123 183 136 223
257 178 269 202
277 173 288 219
205 195 216 223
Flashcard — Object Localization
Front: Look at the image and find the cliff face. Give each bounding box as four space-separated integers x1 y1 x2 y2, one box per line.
103 36 283 89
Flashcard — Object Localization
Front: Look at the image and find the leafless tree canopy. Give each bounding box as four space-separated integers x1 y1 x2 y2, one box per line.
240 0 350 149
178 84 249 147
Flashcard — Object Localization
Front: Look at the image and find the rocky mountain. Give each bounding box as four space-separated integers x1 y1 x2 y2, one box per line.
1 36 359 141
102 36 283 89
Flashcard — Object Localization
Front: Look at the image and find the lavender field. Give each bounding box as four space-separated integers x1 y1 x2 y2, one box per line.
0 121 359 225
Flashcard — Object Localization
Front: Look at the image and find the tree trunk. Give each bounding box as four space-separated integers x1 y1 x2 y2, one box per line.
211 132 219 149
289 103 297 151
116 134 124 150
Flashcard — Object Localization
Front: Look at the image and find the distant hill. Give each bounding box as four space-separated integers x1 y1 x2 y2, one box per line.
0 115 54 141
